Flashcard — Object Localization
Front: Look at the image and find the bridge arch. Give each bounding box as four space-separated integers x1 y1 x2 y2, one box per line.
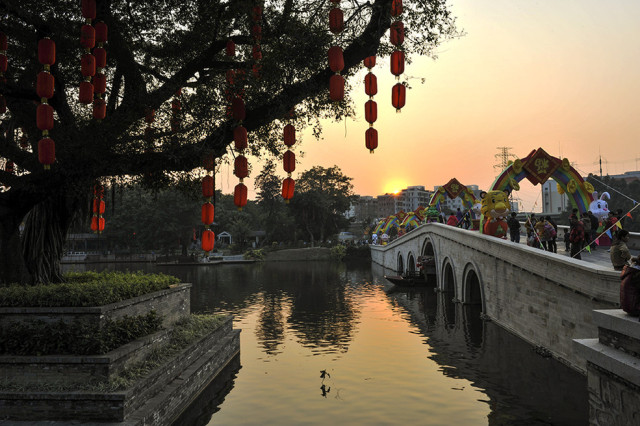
462 263 485 313
396 253 404 274
441 258 457 300
407 252 416 272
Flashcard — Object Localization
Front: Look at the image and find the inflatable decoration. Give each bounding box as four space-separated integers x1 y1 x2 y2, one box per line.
481 190 511 239
589 191 610 222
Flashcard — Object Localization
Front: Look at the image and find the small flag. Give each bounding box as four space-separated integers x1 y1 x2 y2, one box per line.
596 238 600 246
606 230 612 238
585 245 591 253
616 221 622 229
627 212 633 218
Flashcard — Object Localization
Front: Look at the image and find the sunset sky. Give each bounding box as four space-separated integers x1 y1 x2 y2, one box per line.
218 0 640 212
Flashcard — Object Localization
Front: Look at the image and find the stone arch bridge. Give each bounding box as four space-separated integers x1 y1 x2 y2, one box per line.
370 222 620 372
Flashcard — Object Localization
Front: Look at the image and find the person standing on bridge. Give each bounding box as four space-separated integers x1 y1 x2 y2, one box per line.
611 230 637 271
507 212 521 243
447 213 458 227
569 215 585 260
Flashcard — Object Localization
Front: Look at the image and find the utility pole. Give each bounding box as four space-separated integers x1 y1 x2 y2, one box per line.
494 147 516 173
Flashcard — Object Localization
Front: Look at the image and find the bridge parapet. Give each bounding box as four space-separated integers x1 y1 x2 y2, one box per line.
370 222 620 372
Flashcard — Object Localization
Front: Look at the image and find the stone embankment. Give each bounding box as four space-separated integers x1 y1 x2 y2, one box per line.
264 247 332 261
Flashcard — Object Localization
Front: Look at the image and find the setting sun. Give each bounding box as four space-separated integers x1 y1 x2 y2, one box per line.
383 179 409 195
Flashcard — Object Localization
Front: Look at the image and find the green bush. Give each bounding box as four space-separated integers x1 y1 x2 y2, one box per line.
345 244 372 260
243 248 265 260
330 244 347 260
0 271 180 307
0 311 163 355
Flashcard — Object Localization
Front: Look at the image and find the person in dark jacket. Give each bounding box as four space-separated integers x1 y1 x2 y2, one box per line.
507 212 521 243
544 215 558 253
588 211 599 250
569 215 585 260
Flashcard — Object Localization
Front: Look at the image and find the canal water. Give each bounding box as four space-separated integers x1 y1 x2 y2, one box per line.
65 261 587 425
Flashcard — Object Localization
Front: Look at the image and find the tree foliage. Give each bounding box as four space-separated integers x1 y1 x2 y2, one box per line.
0 0 458 284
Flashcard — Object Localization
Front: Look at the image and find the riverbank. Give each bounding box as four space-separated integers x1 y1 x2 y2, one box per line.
264 247 332 261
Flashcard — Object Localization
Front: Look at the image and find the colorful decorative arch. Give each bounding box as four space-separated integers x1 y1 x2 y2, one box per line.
428 178 479 211
399 212 421 230
490 147 594 213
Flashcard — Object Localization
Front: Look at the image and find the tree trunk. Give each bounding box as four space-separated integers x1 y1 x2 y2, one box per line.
0 211 31 285
21 192 82 284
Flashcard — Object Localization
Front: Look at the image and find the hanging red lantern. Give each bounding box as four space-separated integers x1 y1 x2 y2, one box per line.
328 46 344 73
81 0 97 19
365 127 378 153
79 81 93 104
93 199 106 214
5 161 13 174
81 53 96 77
201 202 215 225
329 8 344 34
95 22 108 43
392 83 406 111
232 97 246 121
80 25 96 49
252 63 262 79
38 39 56 67
234 155 248 179
36 71 55 99
252 6 263 21
364 100 377 124
234 183 248 210
284 124 295 147
36 104 54 131
364 73 377 96
390 50 404 76
329 74 345 101
171 99 181 111
252 45 262 61
226 40 235 57
202 175 214 198
391 0 403 16
93 73 106 94
364 56 376 69
91 216 106 233
390 21 405 46
282 177 295 202
283 150 295 174
234 125 248 151
252 25 262 40
93 98 106 119
94 47 107 68
201 229 215 252
38 137 55 168
226 69 236 85
203 153 215 171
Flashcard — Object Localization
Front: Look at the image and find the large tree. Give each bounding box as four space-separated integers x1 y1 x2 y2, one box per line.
0 0 457 284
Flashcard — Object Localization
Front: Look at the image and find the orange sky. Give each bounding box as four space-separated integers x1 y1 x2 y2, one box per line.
218 0 640 212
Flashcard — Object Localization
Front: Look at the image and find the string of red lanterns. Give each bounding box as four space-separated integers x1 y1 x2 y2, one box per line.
79 0 96 106
170 88 182 133
328 0 345 102
36 38 56 170
282 112 296 203
91 184 106 233
363 56 378 153
201 153 215 254
251 4 263 79
390 0 406 112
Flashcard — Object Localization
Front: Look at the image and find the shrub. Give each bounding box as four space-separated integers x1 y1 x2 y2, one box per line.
243 248 265 261
0 271 180 307
330 244 347 260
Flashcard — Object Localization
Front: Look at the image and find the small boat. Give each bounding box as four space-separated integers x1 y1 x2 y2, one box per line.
384 271 428 287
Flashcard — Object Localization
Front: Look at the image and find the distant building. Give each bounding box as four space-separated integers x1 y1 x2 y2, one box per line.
608 171 640 184
541 180 568 214
352 195 378 222
397 186 433 212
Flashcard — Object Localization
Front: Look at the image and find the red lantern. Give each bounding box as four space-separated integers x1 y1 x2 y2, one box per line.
201 202 215 225
365 127 378 152
145 109 155 123
252 63 261 79
226 40 235 57
282 177 295 202
81 0 97 19
93 199 106 214
36 71 55 99
171 99 181 111
0 55 6 73
95 22 108 43
391 0 403 16
283 150 295 174
79 81 94 104
81 53 96 77
392 83 406 111
364 56 376 69
5 161 14 173
38 39 56 66
0 32 7 51
364 100 377 124
252 25 262 41
203 153 215 171
252 45 262 61
329 74 345 102
329 8 344 34
36 104 54 131
328 46 344 73
201 229 215 252
226 69 236 85
390 21 404 46
80 25 96 49
94 185 104 197
232 97 245 121
93 73 106 93
202 175 214 198
91 216 106 233
234 155 248 179
38 137 55 168
390 50 404 76
252 6 263 21
234 125 248 151
284 124 295 147
234 183 248 210
93 98 106 119
94 47 107 68
364 73 377 96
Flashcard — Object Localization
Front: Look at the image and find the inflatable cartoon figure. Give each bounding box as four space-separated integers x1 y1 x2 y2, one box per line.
589 191 610 222
481 190 511 239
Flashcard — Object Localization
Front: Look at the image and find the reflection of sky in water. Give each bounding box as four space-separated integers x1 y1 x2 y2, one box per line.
66 262 586 425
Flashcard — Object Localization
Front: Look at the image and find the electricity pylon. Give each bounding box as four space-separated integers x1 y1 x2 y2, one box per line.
494 147 516 173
